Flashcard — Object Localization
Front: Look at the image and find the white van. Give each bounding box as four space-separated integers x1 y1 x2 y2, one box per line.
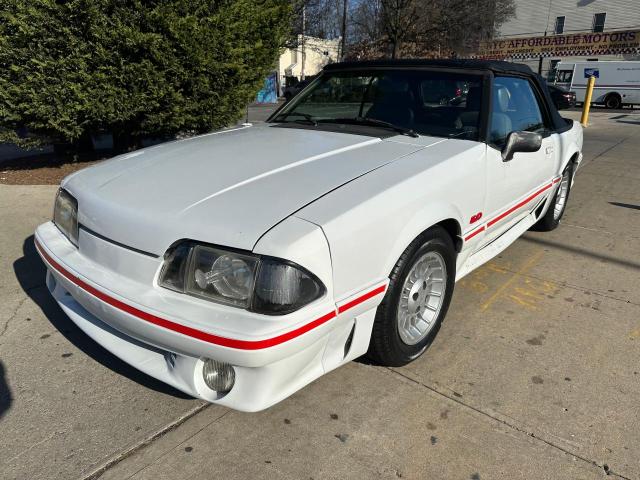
554 61 640 108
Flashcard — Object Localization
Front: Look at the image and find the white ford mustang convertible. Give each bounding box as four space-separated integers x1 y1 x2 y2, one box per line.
36 60 583 411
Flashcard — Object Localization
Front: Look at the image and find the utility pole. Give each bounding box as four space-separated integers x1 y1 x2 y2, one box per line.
340 0 348 60
301 3 306 81
539 0 552 75
538 31 546 74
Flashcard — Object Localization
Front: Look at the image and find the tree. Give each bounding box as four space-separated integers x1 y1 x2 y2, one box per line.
439 0 516 54
381 0 420 58
288 0 345 41
0 0 291 151
346 0 515 59
351 0 384 46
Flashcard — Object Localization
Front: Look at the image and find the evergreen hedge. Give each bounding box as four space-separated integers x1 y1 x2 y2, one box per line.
0 0 291 151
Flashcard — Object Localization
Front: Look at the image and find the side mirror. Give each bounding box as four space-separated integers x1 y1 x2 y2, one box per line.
502 131 542 162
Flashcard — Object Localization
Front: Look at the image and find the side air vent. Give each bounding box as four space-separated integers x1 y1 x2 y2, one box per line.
343 324 356 359
534 198 548 219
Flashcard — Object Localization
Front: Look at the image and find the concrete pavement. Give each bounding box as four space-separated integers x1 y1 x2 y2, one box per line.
0 111 638 479
0 187 205 479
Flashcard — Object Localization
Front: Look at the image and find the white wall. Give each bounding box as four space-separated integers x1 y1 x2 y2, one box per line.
495 0 640 77
278 35 340 81
498 0 640 37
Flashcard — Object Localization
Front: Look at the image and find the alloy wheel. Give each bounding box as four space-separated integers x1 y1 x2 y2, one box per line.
397 252 447 345
553 169 571 220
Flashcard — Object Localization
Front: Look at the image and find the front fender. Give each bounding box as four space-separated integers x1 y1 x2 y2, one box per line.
301 197 464 303
253 216 334 302
297 140 485 301
383 202 463 278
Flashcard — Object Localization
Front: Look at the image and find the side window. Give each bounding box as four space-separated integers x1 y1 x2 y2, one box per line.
489 77 547 147
556 70 573 83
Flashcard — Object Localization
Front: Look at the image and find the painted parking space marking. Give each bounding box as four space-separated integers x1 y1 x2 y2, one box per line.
458 250 560 312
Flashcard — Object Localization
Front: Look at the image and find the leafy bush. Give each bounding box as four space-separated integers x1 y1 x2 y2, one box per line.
0 0 291 150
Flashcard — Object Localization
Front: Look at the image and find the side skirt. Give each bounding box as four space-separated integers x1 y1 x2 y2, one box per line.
455 211 537 281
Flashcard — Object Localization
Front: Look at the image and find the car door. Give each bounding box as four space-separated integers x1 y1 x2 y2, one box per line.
481 76 558 247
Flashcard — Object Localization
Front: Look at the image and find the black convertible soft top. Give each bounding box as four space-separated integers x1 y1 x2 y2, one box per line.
323 59 570 132
324 59 535 76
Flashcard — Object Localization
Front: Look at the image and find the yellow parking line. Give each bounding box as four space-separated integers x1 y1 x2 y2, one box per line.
480 250 544 311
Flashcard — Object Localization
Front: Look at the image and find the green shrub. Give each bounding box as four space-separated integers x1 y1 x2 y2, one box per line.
0 0 290 151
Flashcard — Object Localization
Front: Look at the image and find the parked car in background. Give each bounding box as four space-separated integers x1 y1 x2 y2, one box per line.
554 61 640 109
35 60 583 412
548 84 576 110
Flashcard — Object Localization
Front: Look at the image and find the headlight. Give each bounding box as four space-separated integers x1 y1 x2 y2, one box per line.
53 188 78 246
159 243 325 315
186 245 259 308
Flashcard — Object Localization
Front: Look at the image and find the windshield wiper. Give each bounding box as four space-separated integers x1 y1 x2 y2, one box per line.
319 117 419 138
273 111 317 126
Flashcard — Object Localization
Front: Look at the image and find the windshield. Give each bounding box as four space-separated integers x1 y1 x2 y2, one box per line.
271 70 484 140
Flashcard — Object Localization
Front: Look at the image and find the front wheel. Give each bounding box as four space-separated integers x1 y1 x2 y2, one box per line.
367 227 456 367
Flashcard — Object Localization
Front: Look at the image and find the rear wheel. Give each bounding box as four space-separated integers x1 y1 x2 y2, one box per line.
367 227 456 367
532 163 574 231
605 93 622 109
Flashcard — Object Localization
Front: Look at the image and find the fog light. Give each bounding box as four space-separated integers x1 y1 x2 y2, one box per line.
202 359 235 393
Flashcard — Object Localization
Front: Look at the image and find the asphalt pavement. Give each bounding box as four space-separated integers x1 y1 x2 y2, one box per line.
0 110 639 479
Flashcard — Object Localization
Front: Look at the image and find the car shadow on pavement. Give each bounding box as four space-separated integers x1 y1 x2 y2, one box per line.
0 361 12 420
523 234 640 270
13 235 191 399
609 201 640 211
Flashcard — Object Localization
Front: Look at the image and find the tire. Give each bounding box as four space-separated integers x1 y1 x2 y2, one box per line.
367 227 456 367
532 162 574 232
605 93 622 109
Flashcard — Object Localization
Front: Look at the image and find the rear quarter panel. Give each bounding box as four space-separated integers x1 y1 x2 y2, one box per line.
297 140 486 301
558 120 584 173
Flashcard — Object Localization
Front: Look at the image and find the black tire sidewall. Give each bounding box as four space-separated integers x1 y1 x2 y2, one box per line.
372 229 456 366
606 94 621 109
551 163 574 224
532 162 574 231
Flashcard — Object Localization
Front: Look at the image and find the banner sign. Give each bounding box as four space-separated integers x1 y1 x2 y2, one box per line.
479 30 640 59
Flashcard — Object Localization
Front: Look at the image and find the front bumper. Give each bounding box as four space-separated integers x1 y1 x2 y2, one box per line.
35 222 387 411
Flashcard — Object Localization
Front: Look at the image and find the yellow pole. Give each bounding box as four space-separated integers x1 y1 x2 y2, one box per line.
580 75 596 126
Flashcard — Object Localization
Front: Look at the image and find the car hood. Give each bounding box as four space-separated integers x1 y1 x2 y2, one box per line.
64 124 438 255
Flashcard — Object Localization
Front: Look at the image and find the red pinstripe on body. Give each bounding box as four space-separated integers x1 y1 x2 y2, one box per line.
464 226 485 241
337 284 387 313
463 176 562 241
38 174 564 346
486 182 553 228
35 239 385 350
